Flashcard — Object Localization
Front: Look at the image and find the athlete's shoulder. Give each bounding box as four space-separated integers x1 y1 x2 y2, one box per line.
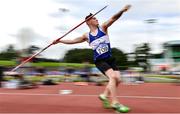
99 25 108 34
83 32 89 38
81 33 89 41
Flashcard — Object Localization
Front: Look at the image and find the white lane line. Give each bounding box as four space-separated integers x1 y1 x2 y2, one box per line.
0 92 180 100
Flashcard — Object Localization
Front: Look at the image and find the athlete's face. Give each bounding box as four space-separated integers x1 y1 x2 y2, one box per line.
87 17 99 26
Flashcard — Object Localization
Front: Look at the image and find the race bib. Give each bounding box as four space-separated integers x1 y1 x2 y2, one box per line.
96 44 109 55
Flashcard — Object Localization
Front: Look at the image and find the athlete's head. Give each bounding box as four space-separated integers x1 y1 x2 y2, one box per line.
85 13 99 27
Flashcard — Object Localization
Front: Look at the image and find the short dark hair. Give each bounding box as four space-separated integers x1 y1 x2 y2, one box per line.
85 13 93 20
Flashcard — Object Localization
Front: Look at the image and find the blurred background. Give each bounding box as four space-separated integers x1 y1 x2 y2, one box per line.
0 0 180 88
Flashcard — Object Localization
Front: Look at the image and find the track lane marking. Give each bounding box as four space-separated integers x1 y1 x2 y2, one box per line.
0 92 180 100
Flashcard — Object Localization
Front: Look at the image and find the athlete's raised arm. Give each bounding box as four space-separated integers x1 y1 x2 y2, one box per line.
101 5 131 32
53 34 88 45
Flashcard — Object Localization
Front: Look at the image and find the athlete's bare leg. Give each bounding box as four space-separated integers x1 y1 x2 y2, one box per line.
103 68 120 104
103 70 121 98
115 70 121 86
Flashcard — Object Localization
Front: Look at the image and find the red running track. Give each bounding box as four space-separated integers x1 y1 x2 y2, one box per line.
0 83 180 113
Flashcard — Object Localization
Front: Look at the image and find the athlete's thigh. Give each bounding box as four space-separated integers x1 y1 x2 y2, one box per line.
107 57 119 71
104 68 117 79
95 60 111 75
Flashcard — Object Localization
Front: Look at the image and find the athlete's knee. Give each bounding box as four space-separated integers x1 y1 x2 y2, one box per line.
109 72 117 79
116 79 121 86
109 73 120 83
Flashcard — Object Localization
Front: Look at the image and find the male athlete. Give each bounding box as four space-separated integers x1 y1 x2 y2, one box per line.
53 5 131 113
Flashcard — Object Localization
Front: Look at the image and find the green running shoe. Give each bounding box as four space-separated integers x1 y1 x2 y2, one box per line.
98 94 111 109
111 103 130 113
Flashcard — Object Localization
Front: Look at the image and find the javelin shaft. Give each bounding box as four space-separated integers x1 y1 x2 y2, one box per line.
11 5 108 72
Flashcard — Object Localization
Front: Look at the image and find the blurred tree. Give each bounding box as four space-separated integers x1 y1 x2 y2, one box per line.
111 48 128 69
22 45 41 62
27 45 40 55
0 45 19 60
151 53 163 58
63 48 93 63
6 45 15 52
63 48 128 69
134 43 151 72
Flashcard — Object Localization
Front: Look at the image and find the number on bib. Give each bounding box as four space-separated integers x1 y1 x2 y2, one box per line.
96 44 109 55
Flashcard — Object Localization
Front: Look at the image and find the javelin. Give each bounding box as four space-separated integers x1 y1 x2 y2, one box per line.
11 5 108 72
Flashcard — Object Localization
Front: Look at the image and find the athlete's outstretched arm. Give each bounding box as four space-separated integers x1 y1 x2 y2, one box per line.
53 34 87 45
102 5 131 32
